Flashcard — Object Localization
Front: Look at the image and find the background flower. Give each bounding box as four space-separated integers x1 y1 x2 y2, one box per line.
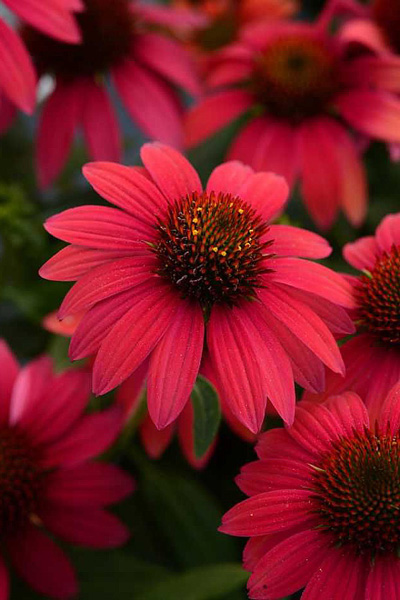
221 385 400 599
0 340 133 599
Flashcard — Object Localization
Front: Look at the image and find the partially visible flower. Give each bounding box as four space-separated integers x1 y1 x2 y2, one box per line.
304 212 400 417
40 143 354 434
185 18 400 229
0 0 81 115
0 340 133 599
221 385 400 599
173 0 297 51
22 0 200 188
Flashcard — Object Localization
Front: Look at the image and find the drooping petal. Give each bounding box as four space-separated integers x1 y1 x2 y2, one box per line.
135 33 200 96
288 402 343 456
256 428 314 463
44 205 150 248
269 225 331 259
248 529 331 599
140 142 202 202
93 283 181 395
7 525 77 600
339 18 389 54
44 462 134 507
219 489 315 536
335 89 400 143
0 340 19 425
40 506 129 549
82 161 169 224
58 256 156 319
342 55 400 94
69 284 152 360
343 236 379 271
0 20 36 113
268 257 355 308
113 60 183 148
4 0 81 43
259 285 345 374
139 414 175 459
39 407 123 468
147 301 204 429
185 90 253 148
36 81 81 188
177 400 216 469
302 549 364 600
9 356 54 426
207 305 268 434
81 79 121 163
228 116 300 188
365 556 400 600
39 245 137 282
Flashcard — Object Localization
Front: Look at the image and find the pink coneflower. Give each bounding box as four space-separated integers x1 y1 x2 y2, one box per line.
0 339 133 599
0 0 81 117
185 18 400 229
21 0 200 189
40 142 354 433
304 212 400 418
221 385 400 599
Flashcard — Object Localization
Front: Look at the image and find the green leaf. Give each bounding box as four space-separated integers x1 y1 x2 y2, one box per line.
136 563 248 600
192 375 221 459
130 450 240 568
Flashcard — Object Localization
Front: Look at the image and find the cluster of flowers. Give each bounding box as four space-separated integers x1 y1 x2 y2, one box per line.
1 0 400 598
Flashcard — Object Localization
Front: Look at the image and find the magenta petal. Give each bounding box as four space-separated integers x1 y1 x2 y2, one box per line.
302 548 364 600
325 392 370 438
237 172 289 223
269 224 331 259
206 161 254 197
269 257 356 308
248 529 330 599
4 0 81 43
376 213 400 252
19 368 91 445
147 301 204 429
0 554 9 600
40 407 123 468
219 489 314 536
343 236 379 271
288 402 342 456
7 525 77 600
36 81 81 189
237 458 311 496
58 256 155 318
135 33 199 96
44 462 134 507
378 382 400 434
365 556 400 600
44 205 150 248
41 506 129 549
93 283 181 395
9 356 54 426
69 285 147 360
113 60 183 147
0 340 19 425
82 161 169 224
81 79 121 163
260 285 345 375
336 89 400 143
256 428 314 463
140 142 202 202
228 116 299 188
185 89 253 148
39 245 137 282
207 305 268 434
0 20 36 113
140 414 175 459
